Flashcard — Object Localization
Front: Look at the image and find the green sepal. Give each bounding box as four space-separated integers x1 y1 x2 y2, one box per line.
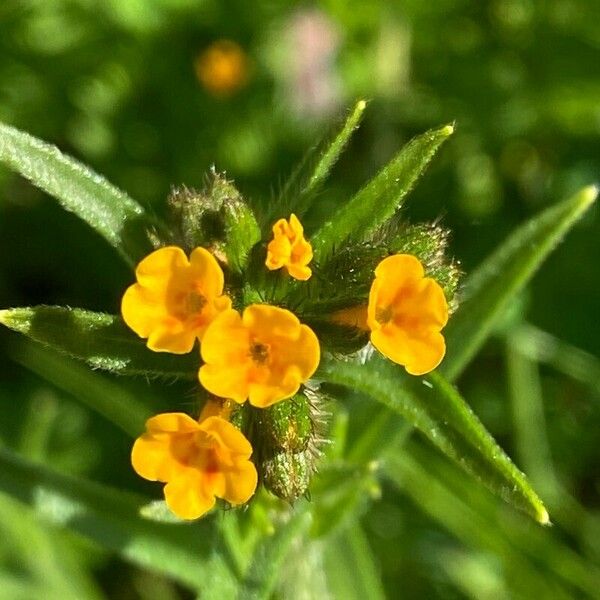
261 394 313 453
251 391 328 502
311 123 454 261
262 451 312 502
168 172 260 274
0 306 198 379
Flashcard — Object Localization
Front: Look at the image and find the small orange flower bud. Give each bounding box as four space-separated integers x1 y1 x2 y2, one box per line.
367 254 448 375
265 214 313 281
131 413 257 520
199 304 320 408
121 246 231 354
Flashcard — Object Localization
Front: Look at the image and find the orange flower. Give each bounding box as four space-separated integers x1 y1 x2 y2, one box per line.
367 254 448 375
265 214 313 281
195 40 250 96
121 246 231 354
131 413 257 520
199 304 320 408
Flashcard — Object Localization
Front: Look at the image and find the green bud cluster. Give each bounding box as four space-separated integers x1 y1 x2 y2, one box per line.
239 391 328 502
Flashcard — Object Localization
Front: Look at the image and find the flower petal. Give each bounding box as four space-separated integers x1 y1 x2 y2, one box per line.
163 473 216 520
200 416 253 457
201 309 249 364
147 324 197 354
146 413 201 434
189 247 225 298
199 364 251 404
135 246 189 289
223 460 258 505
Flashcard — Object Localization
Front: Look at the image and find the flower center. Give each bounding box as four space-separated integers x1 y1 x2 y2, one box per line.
375 305 394 324
185 291 206 315
250 342 270 364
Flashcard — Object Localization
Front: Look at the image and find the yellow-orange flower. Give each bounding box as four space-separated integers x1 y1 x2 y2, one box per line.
131 413 257 520
367 254 448 375
199 304 320 408
265 214 313 281
122 246 231 354
195 40 250 96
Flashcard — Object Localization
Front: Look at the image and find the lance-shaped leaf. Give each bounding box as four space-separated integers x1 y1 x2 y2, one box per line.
311 123 454 261
0 306 197 379
318 355 549 524
442 184 598 381
0 122 161 265
0 448 239 593
273 100 367 223
11 342 151 438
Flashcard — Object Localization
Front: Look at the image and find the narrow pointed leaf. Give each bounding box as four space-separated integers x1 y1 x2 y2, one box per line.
274 100 367 222
0 122 161 265
11 342 151 438
0 306 197 379
385 449 582 599
318 355 549 523
387 440 600 599
311 124 454 260
0 448 238 592
442 185 598 381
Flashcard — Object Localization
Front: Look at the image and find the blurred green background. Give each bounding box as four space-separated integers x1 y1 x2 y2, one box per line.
0 0 599 598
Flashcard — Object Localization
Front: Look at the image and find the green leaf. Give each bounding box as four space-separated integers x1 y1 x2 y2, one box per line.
0 122 161 266
274 100 367 221
318 355 549 523
239 505 312 600
311 123 454 260
0 448 239 593
441 185 598 381
389 438 600 599
0 306 197 379
385 447 588 600
324 525 386 600
10 341 151 438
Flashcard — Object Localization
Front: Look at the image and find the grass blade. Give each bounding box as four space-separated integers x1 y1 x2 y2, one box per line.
311 124 454 260
0 122 160 265
0 307 197 379
239 505 312 600
441 185 598 381
324 525 386 600
318 355 548 523
0 448 238 593
387 440 600 598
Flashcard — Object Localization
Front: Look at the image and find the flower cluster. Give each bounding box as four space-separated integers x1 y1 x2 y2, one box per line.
124 210 451 519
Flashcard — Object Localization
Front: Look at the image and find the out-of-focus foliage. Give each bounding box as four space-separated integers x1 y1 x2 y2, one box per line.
1 1 599 598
